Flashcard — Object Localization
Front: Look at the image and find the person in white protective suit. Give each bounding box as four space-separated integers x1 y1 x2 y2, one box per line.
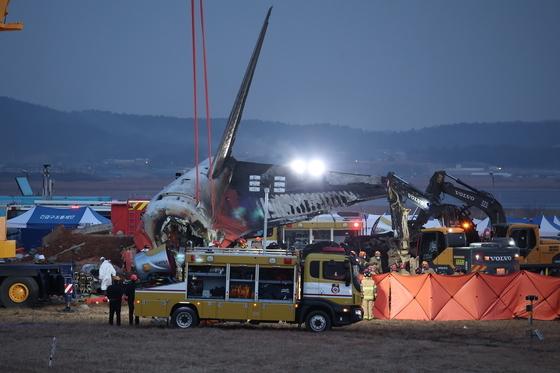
98 257 116 294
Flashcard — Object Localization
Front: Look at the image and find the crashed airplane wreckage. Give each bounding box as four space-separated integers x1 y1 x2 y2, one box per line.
141 8 385 248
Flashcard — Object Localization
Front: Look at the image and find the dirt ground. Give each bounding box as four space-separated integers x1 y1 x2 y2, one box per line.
0 302 559 373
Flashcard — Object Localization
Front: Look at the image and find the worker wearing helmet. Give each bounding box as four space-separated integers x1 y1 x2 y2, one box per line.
124 274 139 326
361 272 375 320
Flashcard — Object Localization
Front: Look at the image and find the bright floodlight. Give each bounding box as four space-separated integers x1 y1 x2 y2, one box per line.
290 159 306 174
308 159 325 177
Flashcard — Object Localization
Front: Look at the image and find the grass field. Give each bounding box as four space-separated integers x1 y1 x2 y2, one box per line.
0 303 559 373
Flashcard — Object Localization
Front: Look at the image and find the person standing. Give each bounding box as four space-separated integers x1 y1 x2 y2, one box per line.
106 276 124 326
368 250 383 273
124 274 139 326
99 257 116 294
361 274 375 320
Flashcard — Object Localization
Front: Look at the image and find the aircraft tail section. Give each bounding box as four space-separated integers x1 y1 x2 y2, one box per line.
211 7 272 179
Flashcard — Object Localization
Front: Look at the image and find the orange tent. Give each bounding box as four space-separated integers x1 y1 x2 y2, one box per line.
372 271 560 321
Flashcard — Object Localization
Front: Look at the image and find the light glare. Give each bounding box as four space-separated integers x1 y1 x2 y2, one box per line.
308 159 325 176
290 159 306 174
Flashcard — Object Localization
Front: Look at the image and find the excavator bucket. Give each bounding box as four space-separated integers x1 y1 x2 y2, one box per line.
0 0 24 31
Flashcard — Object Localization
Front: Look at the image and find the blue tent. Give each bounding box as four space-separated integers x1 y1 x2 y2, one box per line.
7 206 109 229
7 206 110 249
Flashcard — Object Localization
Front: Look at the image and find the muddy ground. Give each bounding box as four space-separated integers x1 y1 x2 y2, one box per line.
0 302 559 373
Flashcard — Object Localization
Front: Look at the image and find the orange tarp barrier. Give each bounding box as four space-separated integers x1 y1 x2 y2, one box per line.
372 271 560 321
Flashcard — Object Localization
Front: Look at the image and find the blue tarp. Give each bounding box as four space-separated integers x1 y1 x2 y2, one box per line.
506 217 531 224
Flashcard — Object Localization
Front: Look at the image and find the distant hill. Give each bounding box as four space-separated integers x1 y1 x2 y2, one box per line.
1 96 559 173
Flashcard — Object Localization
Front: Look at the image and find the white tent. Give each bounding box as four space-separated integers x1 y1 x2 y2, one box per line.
6 208 35 229
367 214 442 232
539 217 560 238
363 214 390 233
423 219 442 228
473 217 491 237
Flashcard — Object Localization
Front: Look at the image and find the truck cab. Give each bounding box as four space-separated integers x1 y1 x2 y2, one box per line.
494 223 560 273
415 227 468 273
134 246 363 332
300 247 363 330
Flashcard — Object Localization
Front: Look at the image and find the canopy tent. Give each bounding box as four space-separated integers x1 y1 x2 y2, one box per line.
366 214 443 233
367 214 393 233
473 217 490 237
7 206 110 249
7 206 110 229
538 216 560 238
423 219 442 228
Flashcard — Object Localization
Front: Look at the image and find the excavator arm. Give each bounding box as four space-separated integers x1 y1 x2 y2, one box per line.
426 171 507 225
0 0 23 31
383 172 477 264
385 172 471 231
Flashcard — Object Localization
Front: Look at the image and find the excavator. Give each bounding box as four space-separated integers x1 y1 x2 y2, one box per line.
427 170 560 274
0 0 23 31
381 172 519 274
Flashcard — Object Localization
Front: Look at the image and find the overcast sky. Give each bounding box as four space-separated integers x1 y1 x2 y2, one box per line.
1 0 559 130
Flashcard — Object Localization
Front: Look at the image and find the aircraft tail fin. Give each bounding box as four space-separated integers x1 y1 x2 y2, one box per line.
210 7 272 178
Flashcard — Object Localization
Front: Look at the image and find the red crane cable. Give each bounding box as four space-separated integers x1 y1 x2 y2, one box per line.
199 0 215 215
190 0 200 201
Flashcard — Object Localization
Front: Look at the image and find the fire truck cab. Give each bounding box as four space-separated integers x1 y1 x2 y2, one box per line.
134 246 363 332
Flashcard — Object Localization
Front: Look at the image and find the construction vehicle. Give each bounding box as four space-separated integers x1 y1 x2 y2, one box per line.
134 245 363 332
0 0 23 31
425 171 506 225
382 172 519 274
0 206 75 307
427 171 560 274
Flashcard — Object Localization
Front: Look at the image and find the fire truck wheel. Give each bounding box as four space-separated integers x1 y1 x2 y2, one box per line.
0 277 39 308
305 310 331 332
171 307 199 329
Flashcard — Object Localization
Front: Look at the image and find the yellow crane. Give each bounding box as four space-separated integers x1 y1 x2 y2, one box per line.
0 0 23 31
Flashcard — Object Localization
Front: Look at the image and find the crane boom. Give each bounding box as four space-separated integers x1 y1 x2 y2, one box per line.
0 0 23 31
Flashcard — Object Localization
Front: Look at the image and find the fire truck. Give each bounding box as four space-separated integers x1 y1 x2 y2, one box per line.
134 245 363 332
